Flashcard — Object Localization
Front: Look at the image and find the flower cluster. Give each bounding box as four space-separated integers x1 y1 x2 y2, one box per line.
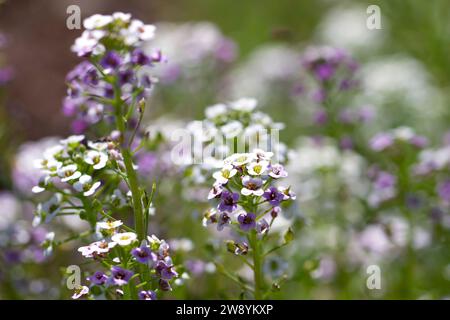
186 98 287 169
29 13 182 300
31 134 126 227
302 46 358 102
202 149 294 298
64 13 162 133
74 225 177 299
370 127 428 152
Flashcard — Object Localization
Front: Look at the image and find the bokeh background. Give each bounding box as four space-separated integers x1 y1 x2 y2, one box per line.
0 0 449 299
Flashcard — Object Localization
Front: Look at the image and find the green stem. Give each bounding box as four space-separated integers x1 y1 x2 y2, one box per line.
249 231 263 300
113 93 145 241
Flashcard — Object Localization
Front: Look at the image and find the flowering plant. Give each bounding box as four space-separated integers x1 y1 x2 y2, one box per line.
203 149 294 299
31 13 178 300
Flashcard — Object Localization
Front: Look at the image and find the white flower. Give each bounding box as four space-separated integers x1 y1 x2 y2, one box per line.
230 98 257 112
278 186 296 200
212 164 237 184
122 20 155 45
60 135 85 147
112 12 131 23
247 160 269 176
84 150 108 170
71 30 106 56
78 240 116 258
43 159 63 175
225 153 255 166
97 220 123 230
208 183 224 200
72 286 89 300
87 141 108 151
112 232 138 246
32 175 51 193
220 120 243 138
205 103 228 119
241 176 264 196
83 14 113 30
42 145 65 161
393 126 415 141
253 149 274 160
58 164 82 182
74 175 101 196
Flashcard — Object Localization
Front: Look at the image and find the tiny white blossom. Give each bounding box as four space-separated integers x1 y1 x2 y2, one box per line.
83 14 113 30
247 160 269 176
72 286 89 300
78 240 117 258
84 150 108 170
220 120 243 138
212 164 237 184
122 20 155 45
230 98 257 112
71 30 106 56
87 141 108 151
60 135 85 147
253 149 274 160
112 12 132 23
97 220 123 230
205 103 228 119
43 159 63 175
74 175 101 196
58 164 82 182
225 153 255 166
112 232 138 246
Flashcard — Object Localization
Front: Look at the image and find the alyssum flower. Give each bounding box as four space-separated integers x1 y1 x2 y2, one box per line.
203 149 295 299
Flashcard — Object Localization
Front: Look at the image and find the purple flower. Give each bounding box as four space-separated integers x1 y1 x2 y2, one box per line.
237 212 256 231
410 135 428 149
312 89 326 103
118 69 135 85
374 172 396 190
263 187 284 206
100 51 122 69
138 290 157 300
217 212 231 231
136 153 157 176
109 266 133 286
131 49 151 66
87 271 108 285
315 63 335 81
370 133 393 151
131 246 157 264
339 136 353 150
155 260 178 280
357 106 375 123
159 279 171 291
218 191 239 212
313 109 328 125
438 180 450 203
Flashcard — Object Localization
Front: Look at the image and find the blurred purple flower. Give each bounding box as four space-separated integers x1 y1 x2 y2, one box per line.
237 212 256 231
218 191 239 212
